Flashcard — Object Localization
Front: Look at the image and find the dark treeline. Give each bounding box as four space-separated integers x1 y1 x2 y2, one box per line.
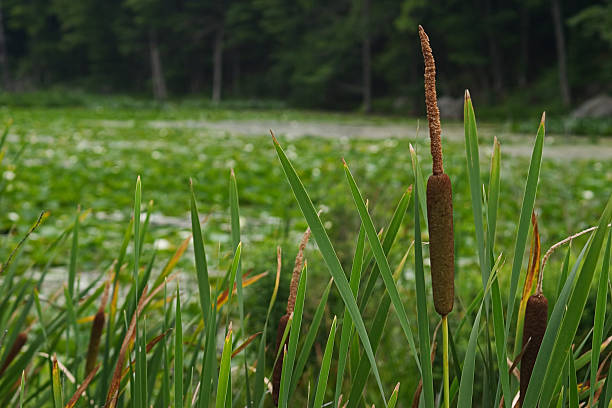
0 0 610 113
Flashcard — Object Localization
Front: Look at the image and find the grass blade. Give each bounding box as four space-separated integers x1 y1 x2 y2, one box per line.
190 181 212 324
290 278 333 396
538 196 612 406
458 305 484 407
413 181 434 408
343 161 420 372
388 383 400 408
335 225 365 404
51 356 63 408
65 365 99 408
524 196 612 406
569 349 579 407
229 169 252 407
175 286 183 408
312 316 337 408
409 144 427 226
463 92 488 287
346 249 408 408
279 264 307 408
359 187 411 312
19 370 24 408
487 137 501 252
216 325 233 408
505 114 545 336
272 135 388 406
590 230 611 405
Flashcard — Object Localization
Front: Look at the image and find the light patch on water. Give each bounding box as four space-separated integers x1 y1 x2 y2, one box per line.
85 120 135 128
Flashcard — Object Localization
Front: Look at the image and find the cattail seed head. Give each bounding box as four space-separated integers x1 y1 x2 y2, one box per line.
519 293 548 407
85 309 105 375
0 331 27 377
427 173 455 316
272 313 290 406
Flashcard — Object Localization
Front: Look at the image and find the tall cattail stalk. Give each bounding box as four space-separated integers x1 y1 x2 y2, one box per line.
272 227 311 406
419 25 454 408
519 257 548 407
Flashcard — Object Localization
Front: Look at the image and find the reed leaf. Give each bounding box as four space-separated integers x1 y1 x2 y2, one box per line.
343 161 420 371
312 316 337 408
590 229 611 405
272 135 387 406
279 264 307 408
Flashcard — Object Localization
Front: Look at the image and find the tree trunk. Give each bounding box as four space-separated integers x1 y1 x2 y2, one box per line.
550 0 571 106
518 7 529 87
0 0 11 91
149 29 167 100
232 51 240 96
212 24 224 103
361 0 372 113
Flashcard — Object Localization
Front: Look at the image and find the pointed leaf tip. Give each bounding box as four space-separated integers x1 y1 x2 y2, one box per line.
270 129 278 143
342 158 348 167
464 89 471 100
541 111 546 125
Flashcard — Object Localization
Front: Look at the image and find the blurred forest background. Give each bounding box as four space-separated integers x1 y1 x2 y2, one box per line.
0 0 610 118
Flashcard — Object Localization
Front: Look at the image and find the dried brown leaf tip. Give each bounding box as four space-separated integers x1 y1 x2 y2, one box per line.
419 25 455 316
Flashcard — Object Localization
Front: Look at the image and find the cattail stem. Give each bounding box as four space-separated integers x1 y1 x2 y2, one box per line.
541 223 611 274
418 25 443 176
442 316 450 408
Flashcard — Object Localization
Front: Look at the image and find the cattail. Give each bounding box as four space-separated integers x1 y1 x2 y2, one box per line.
0 332 27 377
85 309 105 375
519 295 548 406
272 227 311 406
419 25 455 316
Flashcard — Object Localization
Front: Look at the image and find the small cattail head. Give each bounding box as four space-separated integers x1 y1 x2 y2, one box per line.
0 331 27 377
519 293 548 406
85 310 105 375
272 313 290 406
426 173 455 316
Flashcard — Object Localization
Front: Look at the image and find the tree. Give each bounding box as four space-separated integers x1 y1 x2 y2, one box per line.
550 0 571 106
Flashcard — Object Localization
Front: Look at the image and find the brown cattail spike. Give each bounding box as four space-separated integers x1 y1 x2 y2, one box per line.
420 25 455 316
0 332 27 377
519 293 548 407
85 309 105 375
426 174 454 316
272 313 290 406
287 228 311 314
418 25 443 176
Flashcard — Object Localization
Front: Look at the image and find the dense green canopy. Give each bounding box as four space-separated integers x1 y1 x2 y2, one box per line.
0 0 610 113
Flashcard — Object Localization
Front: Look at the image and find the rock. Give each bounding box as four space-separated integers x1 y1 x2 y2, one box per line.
437 96 463 119
572 94 612 118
